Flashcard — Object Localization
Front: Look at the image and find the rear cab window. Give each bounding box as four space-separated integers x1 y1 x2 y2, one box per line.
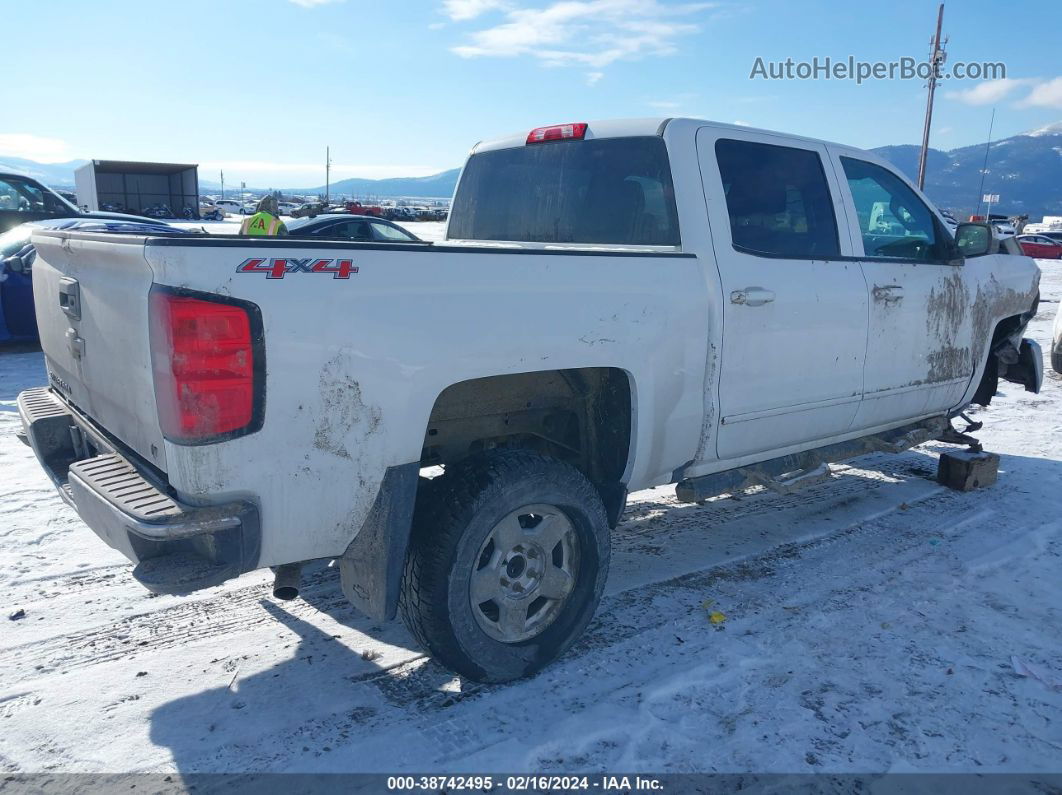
448 137 680 246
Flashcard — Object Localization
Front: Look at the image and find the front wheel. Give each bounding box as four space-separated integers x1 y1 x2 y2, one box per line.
400 450 610 683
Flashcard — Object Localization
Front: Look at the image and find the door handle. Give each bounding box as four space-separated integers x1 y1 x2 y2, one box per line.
872 284 904 304
730 287 775 307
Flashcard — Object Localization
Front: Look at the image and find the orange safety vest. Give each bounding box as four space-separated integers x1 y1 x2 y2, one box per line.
240 212 287 236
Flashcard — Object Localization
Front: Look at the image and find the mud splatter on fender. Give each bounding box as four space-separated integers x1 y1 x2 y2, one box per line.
314 351 383 460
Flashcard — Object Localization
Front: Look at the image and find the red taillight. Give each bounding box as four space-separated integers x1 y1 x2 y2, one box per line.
526 122 588 144
149 290 259 443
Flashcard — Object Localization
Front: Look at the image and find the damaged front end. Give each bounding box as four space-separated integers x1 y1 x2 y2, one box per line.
972 294 1042 405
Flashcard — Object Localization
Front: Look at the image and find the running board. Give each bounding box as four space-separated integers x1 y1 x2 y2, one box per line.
675 417 947 504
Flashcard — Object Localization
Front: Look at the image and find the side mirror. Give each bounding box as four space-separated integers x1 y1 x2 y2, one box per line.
954 222 993 258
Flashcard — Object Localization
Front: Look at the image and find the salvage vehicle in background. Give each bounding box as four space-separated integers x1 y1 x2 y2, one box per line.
212 199 243 216
17 118 1041 683
1 172 164 234
291 201 329 218
0 217 173 342
1016 234 1062 259
286 214 420 242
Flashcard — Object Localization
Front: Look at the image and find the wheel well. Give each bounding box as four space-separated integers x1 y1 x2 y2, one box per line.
972 312 1029 406
421 368 633 524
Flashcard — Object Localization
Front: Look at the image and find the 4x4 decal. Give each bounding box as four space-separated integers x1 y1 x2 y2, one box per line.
236 257 358 279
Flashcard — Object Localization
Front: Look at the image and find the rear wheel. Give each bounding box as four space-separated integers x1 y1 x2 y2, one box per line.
400 450 610 683
1052 349 1062 375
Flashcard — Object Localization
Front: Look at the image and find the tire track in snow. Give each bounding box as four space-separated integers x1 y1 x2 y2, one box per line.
156 484 997 773
0 452 938 684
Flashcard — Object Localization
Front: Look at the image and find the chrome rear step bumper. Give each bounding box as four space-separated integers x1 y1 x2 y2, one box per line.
17 386 260 594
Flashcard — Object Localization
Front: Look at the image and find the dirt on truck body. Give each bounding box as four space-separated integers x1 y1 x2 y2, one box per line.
18 117 1041 682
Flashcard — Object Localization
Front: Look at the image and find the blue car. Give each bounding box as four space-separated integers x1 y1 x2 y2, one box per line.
0 218 185 342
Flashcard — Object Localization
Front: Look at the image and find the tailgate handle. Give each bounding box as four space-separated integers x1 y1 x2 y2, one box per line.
58 277 81 321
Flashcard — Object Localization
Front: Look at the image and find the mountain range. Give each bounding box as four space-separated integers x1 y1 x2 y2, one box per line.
294 169 462 199
871 122 1062 218
3 122 1060 215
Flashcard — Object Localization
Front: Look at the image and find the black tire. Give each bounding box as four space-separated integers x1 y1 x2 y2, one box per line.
1052 349 1062 375
400 450 610 683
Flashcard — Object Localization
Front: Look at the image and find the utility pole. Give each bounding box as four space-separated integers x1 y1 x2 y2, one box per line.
974 107 996 219
916 3 947 190
220 169 225 200
325 146 332 204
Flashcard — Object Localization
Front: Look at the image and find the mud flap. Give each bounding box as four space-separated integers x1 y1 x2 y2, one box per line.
338 461 420 621
1001 338 1043 394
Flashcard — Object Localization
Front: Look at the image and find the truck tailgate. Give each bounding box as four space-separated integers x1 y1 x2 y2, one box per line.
31 230 168 471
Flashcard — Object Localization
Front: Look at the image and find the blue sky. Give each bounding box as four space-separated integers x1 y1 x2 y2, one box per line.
3 0 1060 186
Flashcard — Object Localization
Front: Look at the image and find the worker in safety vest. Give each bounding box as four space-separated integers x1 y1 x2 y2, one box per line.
239 195 288 236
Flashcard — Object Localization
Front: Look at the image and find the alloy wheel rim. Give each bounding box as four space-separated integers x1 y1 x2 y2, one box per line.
469 504 580 643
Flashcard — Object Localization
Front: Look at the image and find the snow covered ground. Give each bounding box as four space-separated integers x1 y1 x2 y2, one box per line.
0 262 1059 776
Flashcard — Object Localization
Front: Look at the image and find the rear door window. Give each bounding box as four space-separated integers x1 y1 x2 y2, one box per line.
714 138 840 258
449 137 680 246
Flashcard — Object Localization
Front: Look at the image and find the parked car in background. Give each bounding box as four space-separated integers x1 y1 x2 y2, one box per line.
1 171 176 234
286 214 420 242
277 202 299 216
212 199 243 216
1016 234 1062 259
0 217 175 341
291 202 328 218
239 200 258 215
383 206 418 222
325 200 384 217
0 173 86 233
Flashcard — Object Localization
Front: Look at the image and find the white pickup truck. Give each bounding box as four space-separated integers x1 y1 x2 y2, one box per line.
19 118 1041 683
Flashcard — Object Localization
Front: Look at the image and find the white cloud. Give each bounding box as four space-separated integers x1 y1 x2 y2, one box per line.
450 0 716 70
289 0 344 7
944 78 1035 106
443 0 507 20
0 133 74 163
585 71 604 86
1017 76 1062 109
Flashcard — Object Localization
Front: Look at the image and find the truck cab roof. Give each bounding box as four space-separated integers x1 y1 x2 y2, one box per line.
472 117 845 154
